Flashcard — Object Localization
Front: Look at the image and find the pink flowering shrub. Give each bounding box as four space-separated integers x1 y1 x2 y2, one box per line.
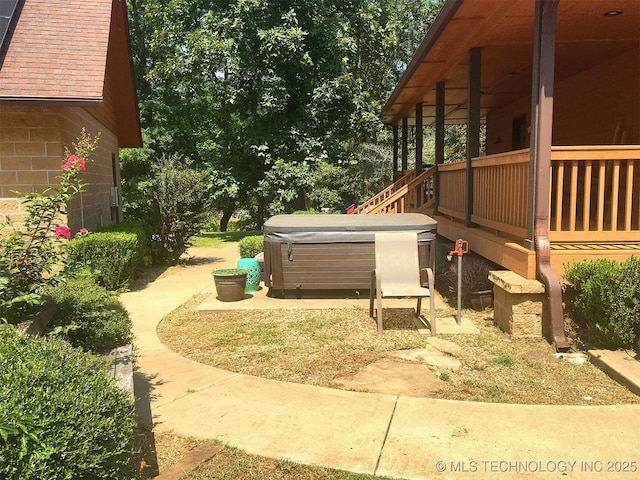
61 155 86 172
0 130 99 323
54 225 71 239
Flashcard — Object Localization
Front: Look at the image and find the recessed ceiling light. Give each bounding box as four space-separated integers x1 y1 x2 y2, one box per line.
604 10 623 16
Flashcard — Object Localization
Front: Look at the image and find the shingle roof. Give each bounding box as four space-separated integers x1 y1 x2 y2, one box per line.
0 0 112 100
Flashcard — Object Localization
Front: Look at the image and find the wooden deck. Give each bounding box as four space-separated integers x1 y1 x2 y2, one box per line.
352 146 640 280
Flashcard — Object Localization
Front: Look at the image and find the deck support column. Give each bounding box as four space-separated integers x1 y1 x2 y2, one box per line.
392 125 399 180
465 47 481 228
434 81 445 215
401 117 409 173
415 103 424 207
528 0 569 350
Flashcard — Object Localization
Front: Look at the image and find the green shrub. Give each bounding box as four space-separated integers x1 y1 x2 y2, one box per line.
238 235 264 258
101 220 152 264
66 229 146 291
564 257 640 349
46 278 132 352
0 325 137 480
0 131 98 323
202 215 221 232
124 155 214 264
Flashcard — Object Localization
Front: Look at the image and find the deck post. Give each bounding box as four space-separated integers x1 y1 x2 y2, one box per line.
528 0 569 350
434 81 445 215
415 103 424 206
392 124 399 178
415 102 423 175
401 117 409 172
465 47 481 228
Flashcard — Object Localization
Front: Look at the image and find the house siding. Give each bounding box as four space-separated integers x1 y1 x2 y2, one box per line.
486 46 639 155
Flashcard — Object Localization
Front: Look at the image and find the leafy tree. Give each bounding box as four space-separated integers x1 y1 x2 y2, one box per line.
125 0 446 228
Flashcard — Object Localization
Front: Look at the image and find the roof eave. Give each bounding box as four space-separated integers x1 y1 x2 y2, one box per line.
113 0 142 148
0 96 102 106
380 0 464 125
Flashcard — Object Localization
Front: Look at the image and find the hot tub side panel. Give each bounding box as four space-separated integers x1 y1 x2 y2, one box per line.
264 240 432 295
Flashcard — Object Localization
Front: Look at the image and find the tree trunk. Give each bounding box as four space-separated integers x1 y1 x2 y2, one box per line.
220 210 233 232
294 187 307 211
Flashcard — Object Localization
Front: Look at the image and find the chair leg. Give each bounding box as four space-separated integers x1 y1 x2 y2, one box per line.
430 294 436 336
377 295 383 334
427 267 436 336
416 297 422 317
369 270 375 318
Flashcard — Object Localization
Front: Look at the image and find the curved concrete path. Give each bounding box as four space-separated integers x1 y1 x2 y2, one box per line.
121 246 640 480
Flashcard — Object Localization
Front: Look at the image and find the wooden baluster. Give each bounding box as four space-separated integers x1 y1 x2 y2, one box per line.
611 160 620 231
555 161 564 231
626 161 634 231
569 160 578 231
597 161 606 231
583 161 592 231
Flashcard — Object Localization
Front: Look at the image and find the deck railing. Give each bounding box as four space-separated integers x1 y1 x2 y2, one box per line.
549 146 640 241
437 146 640 242
351 170 416 214
353 167 436 215
437 159 467 221
472 150 530 238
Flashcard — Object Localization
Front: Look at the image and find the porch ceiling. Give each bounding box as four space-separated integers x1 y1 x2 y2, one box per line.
381 0 640 126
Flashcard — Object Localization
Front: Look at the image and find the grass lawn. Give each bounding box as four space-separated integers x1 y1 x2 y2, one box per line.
158 298 639 406
191 230 262 248
146 241 639 479
145 431 395 480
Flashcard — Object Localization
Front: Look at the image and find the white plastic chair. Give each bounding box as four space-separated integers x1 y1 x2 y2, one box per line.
369 232 436 335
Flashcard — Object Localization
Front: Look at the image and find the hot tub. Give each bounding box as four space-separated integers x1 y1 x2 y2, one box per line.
263 213 437 297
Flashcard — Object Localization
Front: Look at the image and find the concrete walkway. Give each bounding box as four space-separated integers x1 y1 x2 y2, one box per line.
121 246 640 480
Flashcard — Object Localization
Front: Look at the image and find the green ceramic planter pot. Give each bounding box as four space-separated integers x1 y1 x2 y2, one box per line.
237 258 261 293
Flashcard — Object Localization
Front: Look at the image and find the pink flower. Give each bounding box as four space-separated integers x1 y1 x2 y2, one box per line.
54 225 71 239
61 155 86 172
78 227 89 235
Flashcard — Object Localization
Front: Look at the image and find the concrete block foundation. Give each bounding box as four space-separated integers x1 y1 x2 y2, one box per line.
489 270 545 337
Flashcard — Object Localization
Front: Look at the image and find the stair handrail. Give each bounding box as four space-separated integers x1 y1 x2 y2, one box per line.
360 166 437 215
351 170 416 214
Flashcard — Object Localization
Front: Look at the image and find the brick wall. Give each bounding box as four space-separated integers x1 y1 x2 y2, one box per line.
59 107 121 233
0 105 122 233
0 106 62 226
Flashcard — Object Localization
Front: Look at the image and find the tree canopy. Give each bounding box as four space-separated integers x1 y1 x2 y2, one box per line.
124 0 444 229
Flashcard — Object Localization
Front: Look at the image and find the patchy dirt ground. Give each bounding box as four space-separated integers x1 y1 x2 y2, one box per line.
157 297 639 406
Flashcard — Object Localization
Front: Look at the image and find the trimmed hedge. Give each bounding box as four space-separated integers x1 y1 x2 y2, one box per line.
46 278 132 353
238 235 264 259
0 325 137 480
564 257 640 349
67 221 150 290
100 220 152 260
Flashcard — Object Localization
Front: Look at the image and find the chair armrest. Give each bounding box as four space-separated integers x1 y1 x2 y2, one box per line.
420 267 435 289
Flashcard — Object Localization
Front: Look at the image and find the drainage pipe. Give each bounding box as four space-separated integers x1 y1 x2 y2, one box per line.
529 0 570 350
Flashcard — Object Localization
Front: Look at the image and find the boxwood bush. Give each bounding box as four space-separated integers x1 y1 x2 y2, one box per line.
100 220 152 266
564 257 640 349
46 278 132 353
66 221 150 291
0 325 137 480
238 235 264 258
